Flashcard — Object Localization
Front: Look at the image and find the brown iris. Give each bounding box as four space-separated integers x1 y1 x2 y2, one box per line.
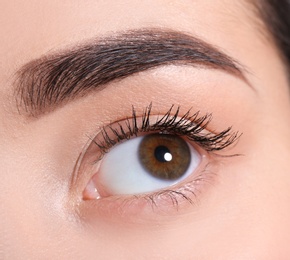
138 134 191 180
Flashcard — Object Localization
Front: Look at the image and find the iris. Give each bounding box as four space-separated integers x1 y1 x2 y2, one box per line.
138 134 191 180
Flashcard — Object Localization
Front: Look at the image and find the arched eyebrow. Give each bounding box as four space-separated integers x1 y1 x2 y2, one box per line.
15 28 249 117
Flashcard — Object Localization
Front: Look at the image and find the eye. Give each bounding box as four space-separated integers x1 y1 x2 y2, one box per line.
80 104 239 208
86 133 201 197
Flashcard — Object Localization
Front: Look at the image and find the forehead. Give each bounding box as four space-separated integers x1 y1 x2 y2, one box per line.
0 0 257 62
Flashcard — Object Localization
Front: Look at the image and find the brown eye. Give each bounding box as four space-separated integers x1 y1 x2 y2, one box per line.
93 133 201 196
138 134 191 180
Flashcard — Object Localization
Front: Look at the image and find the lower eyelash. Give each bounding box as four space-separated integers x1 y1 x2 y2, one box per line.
142 167 214 211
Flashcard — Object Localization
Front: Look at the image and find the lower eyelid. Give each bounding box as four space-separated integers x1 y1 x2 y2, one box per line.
76 159 217 223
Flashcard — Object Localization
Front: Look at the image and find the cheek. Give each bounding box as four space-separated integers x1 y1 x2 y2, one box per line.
229 119 290 256
0 119 81 258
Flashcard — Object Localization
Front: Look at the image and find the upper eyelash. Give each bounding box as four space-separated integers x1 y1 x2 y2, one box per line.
92 103 241 155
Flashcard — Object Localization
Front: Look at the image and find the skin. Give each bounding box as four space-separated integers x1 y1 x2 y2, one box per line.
1 0 290 259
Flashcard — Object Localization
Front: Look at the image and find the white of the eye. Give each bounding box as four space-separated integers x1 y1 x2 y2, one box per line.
98 136 201 195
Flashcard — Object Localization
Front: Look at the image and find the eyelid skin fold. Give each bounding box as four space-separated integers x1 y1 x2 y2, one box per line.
73 104 241 221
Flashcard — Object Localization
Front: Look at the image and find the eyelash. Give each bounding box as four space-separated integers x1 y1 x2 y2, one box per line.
93 103 239 154
84 104 240 212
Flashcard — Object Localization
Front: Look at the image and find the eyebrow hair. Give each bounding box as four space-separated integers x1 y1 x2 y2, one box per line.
15 28 248 117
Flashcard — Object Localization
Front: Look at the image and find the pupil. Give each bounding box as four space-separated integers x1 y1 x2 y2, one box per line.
154 146 172 163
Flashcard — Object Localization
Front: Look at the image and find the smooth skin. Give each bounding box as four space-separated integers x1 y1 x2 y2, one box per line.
1 0 290 259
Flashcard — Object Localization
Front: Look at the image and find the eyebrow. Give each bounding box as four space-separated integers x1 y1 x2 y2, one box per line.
15 28 248 117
